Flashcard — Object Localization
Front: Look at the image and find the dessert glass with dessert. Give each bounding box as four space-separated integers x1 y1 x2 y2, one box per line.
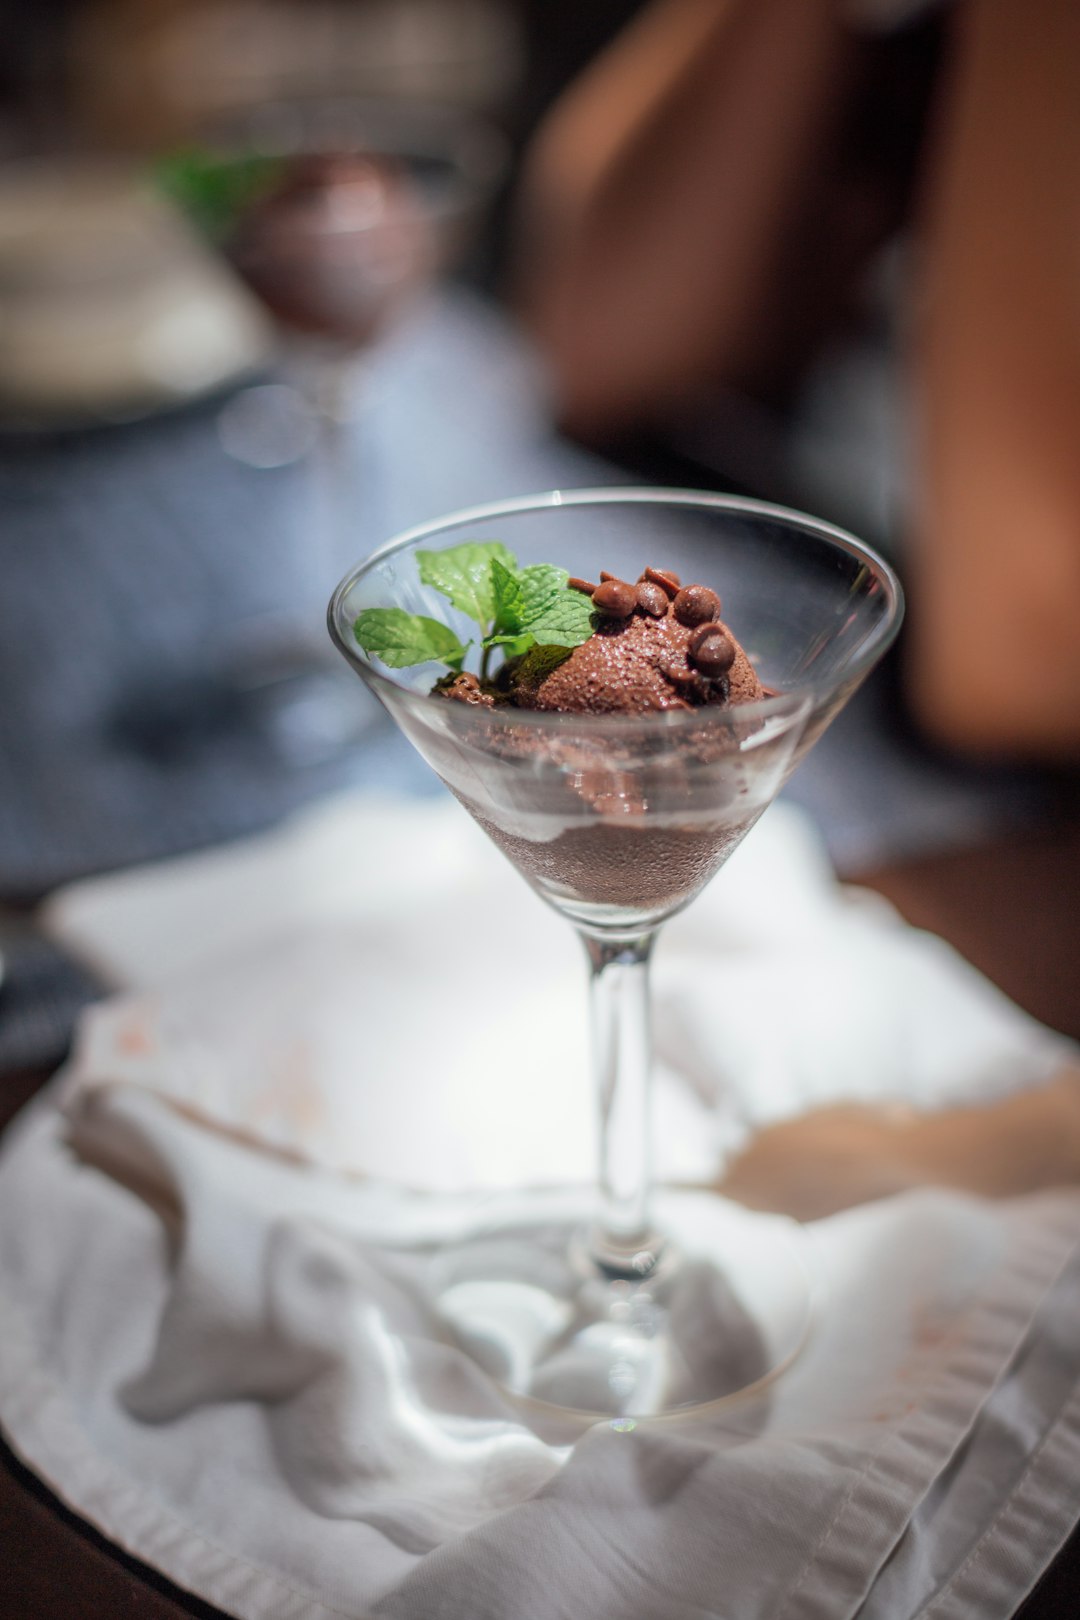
158 99 507 557
155 101 507 757
328 487 903 1422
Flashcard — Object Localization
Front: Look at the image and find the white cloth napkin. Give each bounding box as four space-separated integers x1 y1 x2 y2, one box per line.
2 792 1079 1620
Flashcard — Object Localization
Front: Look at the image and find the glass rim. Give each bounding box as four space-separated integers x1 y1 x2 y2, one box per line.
195 95 510 234
327 486 905 733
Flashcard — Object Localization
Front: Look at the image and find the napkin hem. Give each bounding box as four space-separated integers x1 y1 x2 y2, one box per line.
918 1373 1080 1619
0 1314 371 1620
778 1203 1080 1619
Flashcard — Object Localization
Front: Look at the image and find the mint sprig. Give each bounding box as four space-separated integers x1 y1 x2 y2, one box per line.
353 541 595 679
154 148 285 240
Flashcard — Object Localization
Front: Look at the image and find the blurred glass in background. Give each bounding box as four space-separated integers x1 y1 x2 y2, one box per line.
0 0 533 898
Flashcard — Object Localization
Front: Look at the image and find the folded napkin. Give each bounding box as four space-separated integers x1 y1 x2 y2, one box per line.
2 792 1079 1620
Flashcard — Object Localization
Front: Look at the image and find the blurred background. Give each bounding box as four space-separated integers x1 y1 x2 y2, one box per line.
0 0 939 531
0 0 610 882
2 0 627 153
0 0 1077 1061
0 0 951 547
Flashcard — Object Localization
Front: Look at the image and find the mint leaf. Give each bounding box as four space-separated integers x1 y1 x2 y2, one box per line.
490 557 527 636
489 564 595 649
353 608 467 670
417 542 517 627
521 580 595 647
514 564 570 628
154 149 284 240
488 560 595 650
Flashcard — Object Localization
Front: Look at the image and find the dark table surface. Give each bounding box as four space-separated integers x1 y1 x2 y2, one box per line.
2 288 1079 1617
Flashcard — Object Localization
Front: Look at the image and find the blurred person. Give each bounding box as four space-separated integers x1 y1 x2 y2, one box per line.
514 0 1080 761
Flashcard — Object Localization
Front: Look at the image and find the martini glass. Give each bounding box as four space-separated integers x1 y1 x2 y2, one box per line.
156 99 507 758
160 97 508 564
328 488 903 1422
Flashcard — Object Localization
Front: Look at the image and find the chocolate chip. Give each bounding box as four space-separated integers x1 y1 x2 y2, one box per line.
643 567 681 598
636 580 670 617
688 623 735 675
599 570 617 583
568 576 598 595
592 578 637 617
673 585 722 626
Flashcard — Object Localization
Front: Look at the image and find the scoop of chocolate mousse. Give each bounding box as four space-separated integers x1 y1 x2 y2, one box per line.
509 568 763 714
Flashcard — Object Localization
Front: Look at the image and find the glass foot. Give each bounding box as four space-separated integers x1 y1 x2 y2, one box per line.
427 1189 816 1427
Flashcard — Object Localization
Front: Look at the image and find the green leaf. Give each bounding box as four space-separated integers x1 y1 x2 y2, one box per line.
514 564 569 625
417 542 517 627
490 560 594 649
518 583 595 644
353 608 467 670
489 556 526 636
153 149 284 240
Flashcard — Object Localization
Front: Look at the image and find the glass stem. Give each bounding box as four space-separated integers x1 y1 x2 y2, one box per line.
580 930 664 1280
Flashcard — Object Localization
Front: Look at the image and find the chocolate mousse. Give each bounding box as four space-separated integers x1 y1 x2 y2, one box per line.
437 565 771 922
439 564 763 715
509 567 763 714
